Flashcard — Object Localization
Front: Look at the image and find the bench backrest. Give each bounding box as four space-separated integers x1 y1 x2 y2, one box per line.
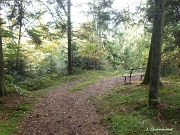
128 68 145 74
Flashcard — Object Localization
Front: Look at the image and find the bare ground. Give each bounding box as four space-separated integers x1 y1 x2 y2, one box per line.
17 76 140 135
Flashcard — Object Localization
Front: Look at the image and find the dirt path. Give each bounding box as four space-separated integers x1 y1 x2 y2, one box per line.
18 76 125 135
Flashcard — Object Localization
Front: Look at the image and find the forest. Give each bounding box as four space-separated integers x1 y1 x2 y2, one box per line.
0 0 180 134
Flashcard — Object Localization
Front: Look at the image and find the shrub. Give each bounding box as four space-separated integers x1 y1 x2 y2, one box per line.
19 75 55 91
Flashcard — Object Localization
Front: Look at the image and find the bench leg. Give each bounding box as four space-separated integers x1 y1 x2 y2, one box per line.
140 75 143 81
129 76 132 84
124 77 126 83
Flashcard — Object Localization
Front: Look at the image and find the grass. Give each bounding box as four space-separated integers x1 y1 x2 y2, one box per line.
95 78 180 135
69 70 121 92
0 101 33 135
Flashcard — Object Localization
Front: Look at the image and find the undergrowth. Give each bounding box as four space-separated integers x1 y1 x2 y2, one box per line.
95 78 180 135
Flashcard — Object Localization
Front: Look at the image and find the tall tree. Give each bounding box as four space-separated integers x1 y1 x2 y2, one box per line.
0 19 6 97
0 28 6 97
16 0 23 75
67 0 72 74
149 0 165 106
142 0 180 83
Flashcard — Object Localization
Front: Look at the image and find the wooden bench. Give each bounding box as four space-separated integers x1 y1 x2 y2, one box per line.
122 68 145 84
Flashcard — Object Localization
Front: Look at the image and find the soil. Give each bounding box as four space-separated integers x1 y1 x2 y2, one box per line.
17 76 140 135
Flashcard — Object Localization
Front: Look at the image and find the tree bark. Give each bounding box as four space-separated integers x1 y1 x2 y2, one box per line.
142 45 152 85
0 24 6 97
68 0 72 74
149 0 165 106
142 29 163 86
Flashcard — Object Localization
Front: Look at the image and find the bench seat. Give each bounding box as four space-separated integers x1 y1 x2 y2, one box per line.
123 73 145 83
123 73 145 77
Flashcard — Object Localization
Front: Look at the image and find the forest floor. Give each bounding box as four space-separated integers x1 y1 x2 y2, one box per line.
17 75 125 135
1 72 180 135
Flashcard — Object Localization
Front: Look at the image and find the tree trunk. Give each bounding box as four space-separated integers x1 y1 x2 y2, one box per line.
0 25 6 97
142 39 152 85
16 0 23 74
149 0 165 106
142 31 163 86
68 0 72 74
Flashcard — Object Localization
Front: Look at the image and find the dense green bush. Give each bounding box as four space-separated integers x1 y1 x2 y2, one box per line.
19 74 58 91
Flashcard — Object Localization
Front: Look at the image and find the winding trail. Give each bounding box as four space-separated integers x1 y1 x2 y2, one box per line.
18 76 125 135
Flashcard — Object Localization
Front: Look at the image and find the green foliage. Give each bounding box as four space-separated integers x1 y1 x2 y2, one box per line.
4 74 30 96
104 40 120 70
27 29 42 45
173 26 180 48
19 75 56 91
165 0 180 25
5 74 14 83
4 56 27 81
1 0 179 87
161 25 180 77
78 42 106 70
4 42 28 81
0 28 15 38
4 43 20 58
